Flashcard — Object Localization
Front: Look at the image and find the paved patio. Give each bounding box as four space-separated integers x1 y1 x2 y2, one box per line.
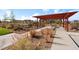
51 27 79 50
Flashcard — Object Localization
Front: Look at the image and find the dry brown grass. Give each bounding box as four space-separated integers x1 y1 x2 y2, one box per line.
29 30 36 37
3 27 55 50
41 28 54 43
29 30 42 39
5 38 34 50
41 28 54 36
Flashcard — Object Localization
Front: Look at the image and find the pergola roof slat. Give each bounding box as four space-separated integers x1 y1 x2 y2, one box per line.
33 11 77 19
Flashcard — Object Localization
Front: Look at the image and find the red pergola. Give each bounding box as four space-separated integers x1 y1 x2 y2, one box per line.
33 11 77 31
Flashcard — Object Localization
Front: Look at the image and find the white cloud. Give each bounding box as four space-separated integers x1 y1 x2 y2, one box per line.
20 16 27 20
42 9 50 14
54 9 59 13
0 9 11 20
42 9 49 12
25 16 33 20
31 13 40 21
25 16 37 21
68 9 79 12
53 9 63 13
69 12 79 21
67 9 79 21
5 10 11 17
32 13 39 16
0 16 4 21
20 13 39 21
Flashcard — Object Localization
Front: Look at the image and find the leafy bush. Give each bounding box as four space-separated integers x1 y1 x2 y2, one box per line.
0 27 12 35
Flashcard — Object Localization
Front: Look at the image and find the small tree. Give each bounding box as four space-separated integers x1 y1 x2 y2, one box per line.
3 10 15 21
10 11 15 21
3 13 7 21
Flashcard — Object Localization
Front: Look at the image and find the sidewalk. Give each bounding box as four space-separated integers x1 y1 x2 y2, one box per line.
51 27 79 50
68 32 79 47
0 33 21 49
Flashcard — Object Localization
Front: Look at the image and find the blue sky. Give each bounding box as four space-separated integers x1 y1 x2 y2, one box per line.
0 9 79 21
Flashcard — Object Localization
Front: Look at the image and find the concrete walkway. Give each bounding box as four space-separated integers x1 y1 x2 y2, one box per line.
0 33 21 49
68 32 79 47
51 27 79 50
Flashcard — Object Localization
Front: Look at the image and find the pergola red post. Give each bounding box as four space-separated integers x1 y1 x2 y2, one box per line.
39 18 41 28
66 18 69 31
63 19 64 27
47 19 48 24
37 18 39 28
63 18 69 31
59 19 62 26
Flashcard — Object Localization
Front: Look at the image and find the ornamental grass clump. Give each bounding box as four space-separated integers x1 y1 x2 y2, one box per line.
29 30 42 39
41 28 54 43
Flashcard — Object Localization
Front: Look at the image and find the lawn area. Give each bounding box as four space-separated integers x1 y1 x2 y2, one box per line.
0 27 12 35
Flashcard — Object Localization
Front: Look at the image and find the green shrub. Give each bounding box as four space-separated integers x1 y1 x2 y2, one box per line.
0 27 12 35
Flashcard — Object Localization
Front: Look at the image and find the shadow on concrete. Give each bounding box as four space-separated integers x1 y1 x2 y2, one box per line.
54 36 62 39
53 42 67 46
